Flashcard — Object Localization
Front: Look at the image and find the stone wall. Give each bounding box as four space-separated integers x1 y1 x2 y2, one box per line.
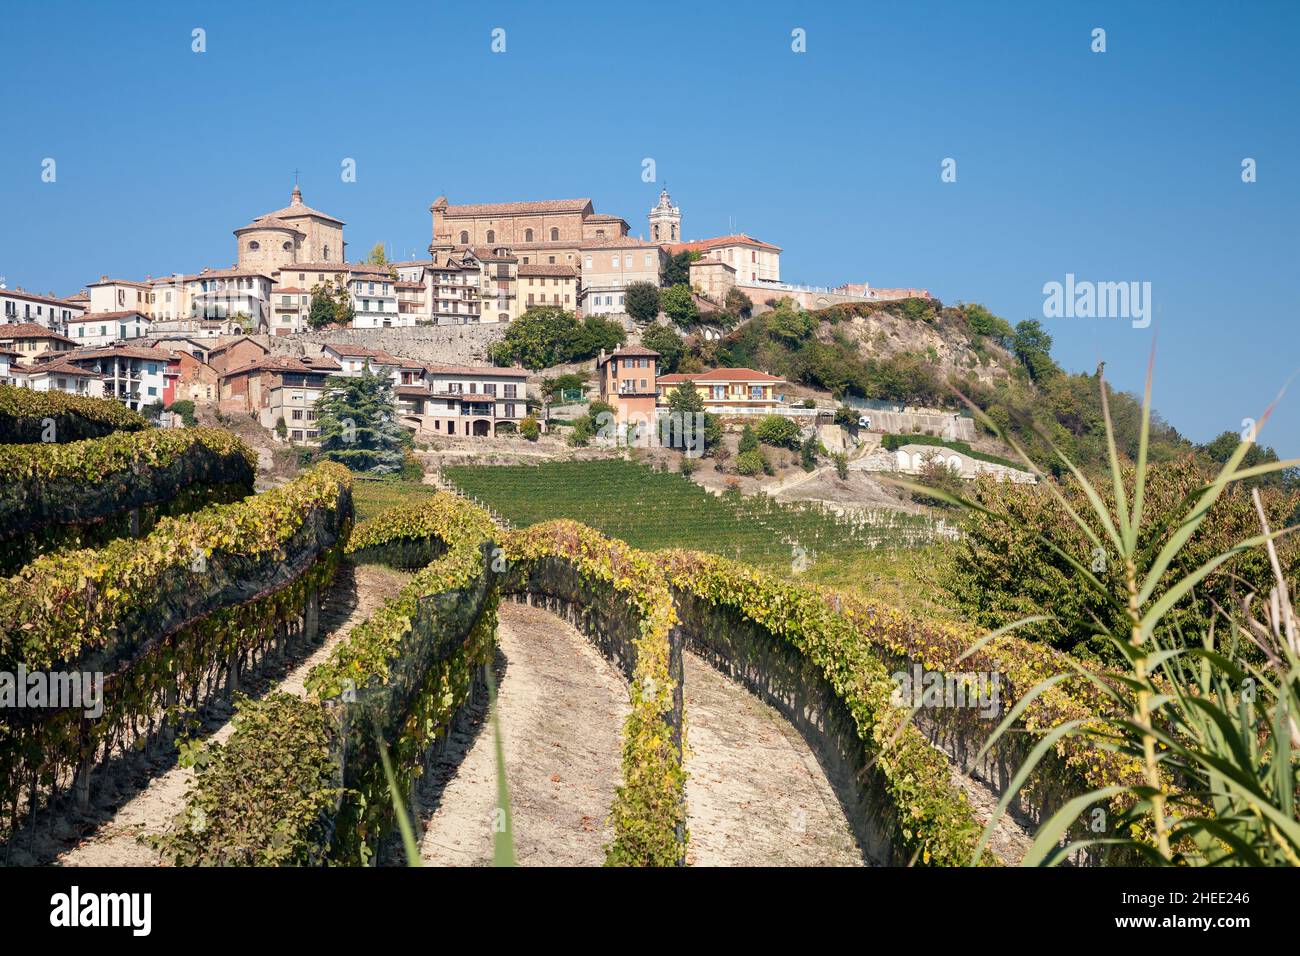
267 324 507 366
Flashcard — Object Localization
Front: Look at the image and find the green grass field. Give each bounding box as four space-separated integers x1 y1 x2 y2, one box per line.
440 459 953 611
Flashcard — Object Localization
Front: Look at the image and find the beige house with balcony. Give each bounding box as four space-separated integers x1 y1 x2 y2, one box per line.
655 368 786 414
396 364 530 438
475 247 520 323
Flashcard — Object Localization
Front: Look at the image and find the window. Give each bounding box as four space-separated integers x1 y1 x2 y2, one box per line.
524 228 534 242
584 256 592 269
503 384 516 398
612 255 620 268
459 231 469 244
712 386 726 400
283 241 292 251
323 245 330 259
504 403 515 418
750 386 763 399
147 387 157 397
550 228 559 241
248 241 260 251
292 409 303 420
486 230 495 243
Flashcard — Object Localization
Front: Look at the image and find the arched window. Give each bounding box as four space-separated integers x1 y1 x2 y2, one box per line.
323 244 330 259
459 230 469 244
524 228 534 242
653 225 660 240
549 227 559 241
248 240 260 251
671 225 677 240
486 230 495 243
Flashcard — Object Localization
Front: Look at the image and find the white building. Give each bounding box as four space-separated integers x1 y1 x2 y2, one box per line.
54 346 179 411
87 277 153 315
348 270 406 328
66 310 151 347
270 287 312 335
187 268 275 331
12 359 105 398
1 288 83 332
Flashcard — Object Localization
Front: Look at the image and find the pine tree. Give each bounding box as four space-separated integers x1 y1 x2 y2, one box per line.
313 366 410 474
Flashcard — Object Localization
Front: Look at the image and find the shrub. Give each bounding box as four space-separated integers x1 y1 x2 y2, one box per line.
944 456 1300 663
800 434 819 471
735 449 766 476
170 399 197 427
399 450 424 481
833 452 848 480
754 414 802 450
738 424 758 453
0 383 148 443
520 416 541 441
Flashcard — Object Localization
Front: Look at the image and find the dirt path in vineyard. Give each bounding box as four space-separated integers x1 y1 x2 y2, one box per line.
411 600 629 866
682 652 865 866
47 562 411 868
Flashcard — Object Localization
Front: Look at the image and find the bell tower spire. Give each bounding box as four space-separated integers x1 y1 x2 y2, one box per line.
648 185 681 245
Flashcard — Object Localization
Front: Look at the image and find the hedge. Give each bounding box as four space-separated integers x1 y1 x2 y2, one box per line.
158 495 499 866
0 384 148 443
0 462 353 671
0 428 256 572
0 464 352 840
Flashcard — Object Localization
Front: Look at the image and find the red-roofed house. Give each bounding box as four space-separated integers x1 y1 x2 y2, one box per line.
666 234 782 285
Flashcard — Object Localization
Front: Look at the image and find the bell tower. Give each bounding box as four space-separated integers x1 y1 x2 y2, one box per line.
648 187 681 245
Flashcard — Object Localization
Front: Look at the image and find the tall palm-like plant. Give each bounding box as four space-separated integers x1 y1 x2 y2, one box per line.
900 355 1300 865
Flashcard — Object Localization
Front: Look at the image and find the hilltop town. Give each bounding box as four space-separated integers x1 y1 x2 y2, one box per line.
2 183 1040 504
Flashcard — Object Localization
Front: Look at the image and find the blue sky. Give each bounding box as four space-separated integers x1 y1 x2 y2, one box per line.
3 0 1297 453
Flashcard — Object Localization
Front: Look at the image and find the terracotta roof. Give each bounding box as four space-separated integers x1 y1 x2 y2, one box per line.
656 368 785 384
435 198 592 217
250 187 344 226
207 335 270 356
0 288 84 308
67 310 149 323
471 246 518 263
585 214 627 223
424 363 529 378
0 323 75 342
87 277 151 288
277 262 351 272
223 355 341 378
608 343 660 358
0 346 22 357
580 236 663 250
25 360 104 379
191 267 276 281
235 216 306 235
60 345 179 362
667 234 782 254
517 263 577 277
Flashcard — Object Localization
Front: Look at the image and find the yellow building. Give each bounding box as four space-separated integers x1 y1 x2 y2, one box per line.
654 367 786 413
